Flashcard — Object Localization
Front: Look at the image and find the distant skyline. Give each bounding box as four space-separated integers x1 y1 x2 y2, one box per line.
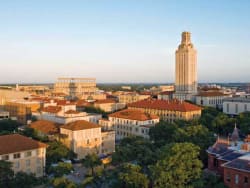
0 0 250 84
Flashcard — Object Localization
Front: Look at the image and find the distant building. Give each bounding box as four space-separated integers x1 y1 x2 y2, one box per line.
223 96 250 115
127 99 201 122
94 99 126 112
54 77 98 99
0 111 9 120
60 120 115 159
29 120 60 140
157 91 174 101
174 32 197 101
0 134 47 177
195 91 230 109
34 104 102 124
0 89 29 106
99 109 159 140
118 93 150 104
4 100 41 124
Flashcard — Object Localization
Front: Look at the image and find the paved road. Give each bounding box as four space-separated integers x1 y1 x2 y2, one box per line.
66 163 87 184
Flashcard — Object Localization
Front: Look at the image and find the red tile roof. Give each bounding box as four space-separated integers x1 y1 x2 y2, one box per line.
64 110 80 114
109 109 159 121
95 99 116 104
127 99 201 112
0 134 47 155
61 120 101 131
30 120 60 135
41 106 62 113
196 91 227 97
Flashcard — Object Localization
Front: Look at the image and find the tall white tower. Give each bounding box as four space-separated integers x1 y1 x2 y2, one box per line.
174 31 197 101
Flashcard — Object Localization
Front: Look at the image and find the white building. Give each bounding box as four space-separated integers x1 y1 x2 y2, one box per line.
33 104 102 124
223 96 250 115
99 109 159 140
0 134 47 177
0 111 9 120
60 120 115 159
195 91 230 109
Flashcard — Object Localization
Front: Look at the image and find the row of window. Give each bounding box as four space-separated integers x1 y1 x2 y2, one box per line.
226 103 248 113
14 158 42 169
226 173 248 184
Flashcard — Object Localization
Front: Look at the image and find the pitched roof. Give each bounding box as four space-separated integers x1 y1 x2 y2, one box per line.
127 99 201 112
223 154 250 172
61 120 101 131
30 120 60 135
109 109 159 121
0 134 47 155
196 91 226 97
95 99 116 104
41 106 62 113
64 110 80 114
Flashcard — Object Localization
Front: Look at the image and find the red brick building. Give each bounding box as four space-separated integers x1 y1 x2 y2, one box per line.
207 127 250 188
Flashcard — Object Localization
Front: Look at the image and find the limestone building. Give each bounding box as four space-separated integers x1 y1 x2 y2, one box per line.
0 134 47 177
174 32 197 101
54 77 98 99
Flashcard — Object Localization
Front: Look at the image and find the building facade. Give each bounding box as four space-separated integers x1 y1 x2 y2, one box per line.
195 91 229 109
99 109 159 140
118 93 150 104
223 96 250 115
127 99 201 122
60 120 115 159
174 32 197 101
4 100 41 124
0 134 47 177
54 77 97 99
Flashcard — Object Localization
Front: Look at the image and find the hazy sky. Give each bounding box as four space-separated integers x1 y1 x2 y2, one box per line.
0 0 250 83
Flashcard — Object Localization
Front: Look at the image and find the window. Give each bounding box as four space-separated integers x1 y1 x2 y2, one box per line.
15 161 20 169
235 104 238 114
227 103 229 112
26 159 31 167
2 155 9 160
235 174 239 184
37 158 41 164
244 176 248 183
37 167 42 174
87 139 89 144
245 104 247 111
37 149 41 155
226 173 231 182
25 151 32 157
213 158 218 167
13 153 21 159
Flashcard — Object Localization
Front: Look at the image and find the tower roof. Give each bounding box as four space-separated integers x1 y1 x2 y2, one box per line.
231 123 239 142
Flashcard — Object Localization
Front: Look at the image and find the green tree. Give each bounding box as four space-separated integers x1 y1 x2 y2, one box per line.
174 125 215 165
48 162 73 177
149 121 178 147
46 141 76 166
0 160 14 188
51 177 77 188
112 136 156 167
150 143 203 188
118 163 149 188
12 172 41 188
82 153 102 176
0 119 20 133
237 112 250 135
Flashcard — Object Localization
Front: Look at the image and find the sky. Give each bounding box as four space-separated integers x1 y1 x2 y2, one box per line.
0 0 250 84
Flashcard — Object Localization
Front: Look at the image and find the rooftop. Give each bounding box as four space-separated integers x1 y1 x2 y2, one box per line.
61 120 101 131
196 91 227 97
41 106 62 113
127 99 201 112
30 120 60 135
109 109 159 121
223 97 250 103
0 134 47 155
